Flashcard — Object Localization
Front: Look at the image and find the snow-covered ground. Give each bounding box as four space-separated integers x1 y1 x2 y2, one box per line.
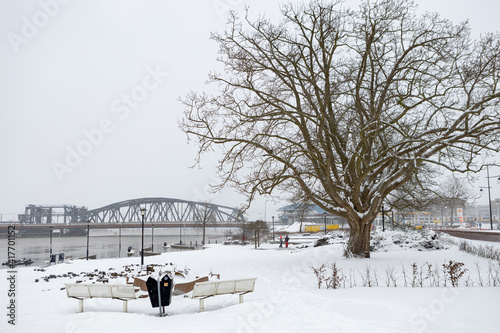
275 221 303 233
2 231 500 333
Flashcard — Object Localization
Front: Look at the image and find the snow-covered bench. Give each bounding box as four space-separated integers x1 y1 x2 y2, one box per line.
65 283 137 313
191 278 256 312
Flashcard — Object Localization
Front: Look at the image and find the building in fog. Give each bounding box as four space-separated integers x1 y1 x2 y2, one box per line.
278 203 347 227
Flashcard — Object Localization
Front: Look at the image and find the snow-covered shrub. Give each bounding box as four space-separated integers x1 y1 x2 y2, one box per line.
459 241 500 261
370 229 449 252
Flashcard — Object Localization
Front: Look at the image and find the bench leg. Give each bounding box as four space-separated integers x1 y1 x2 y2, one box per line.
78 299 84 313
199 299 204 312
123 300 128 313
239 294 244 304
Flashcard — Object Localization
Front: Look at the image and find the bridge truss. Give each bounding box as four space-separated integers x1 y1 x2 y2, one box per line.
84 198 245 223
19 198 245 224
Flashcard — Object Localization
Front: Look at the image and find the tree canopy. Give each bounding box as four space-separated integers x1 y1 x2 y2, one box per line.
180 0 500 257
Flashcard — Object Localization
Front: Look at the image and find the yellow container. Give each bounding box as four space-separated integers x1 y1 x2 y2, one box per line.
304 224 339 233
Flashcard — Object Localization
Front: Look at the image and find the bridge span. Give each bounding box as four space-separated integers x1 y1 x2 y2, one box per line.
14 197 245 225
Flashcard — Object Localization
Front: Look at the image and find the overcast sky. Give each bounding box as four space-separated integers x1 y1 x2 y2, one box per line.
1 0 500 221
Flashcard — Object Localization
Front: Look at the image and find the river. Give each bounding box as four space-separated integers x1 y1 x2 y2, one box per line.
1 227 237 268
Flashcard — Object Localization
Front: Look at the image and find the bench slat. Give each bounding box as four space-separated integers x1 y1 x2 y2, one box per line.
216 281 237 294
65 284 91 298
111 285 136 299
65 283 137 313
234 279 256 293
192 282 218 298
88 285 113 298
192 278 256 312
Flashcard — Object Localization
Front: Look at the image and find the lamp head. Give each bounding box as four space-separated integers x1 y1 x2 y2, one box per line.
140 208 146 216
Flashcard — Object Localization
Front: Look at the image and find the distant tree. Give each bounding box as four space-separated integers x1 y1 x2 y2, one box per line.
295 203 314 233
437 176 473 226
386 167 440 212
180 0 500 257
288 191 315 232
246 220 270 249
194 202 216 245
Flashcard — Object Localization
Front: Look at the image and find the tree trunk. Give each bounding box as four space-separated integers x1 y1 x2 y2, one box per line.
202 221 206 245
347 221 372 258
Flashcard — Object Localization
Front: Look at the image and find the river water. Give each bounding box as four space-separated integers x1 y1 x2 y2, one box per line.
1 227 235 268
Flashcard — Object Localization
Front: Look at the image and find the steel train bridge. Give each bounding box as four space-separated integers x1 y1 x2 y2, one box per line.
15 198 245 225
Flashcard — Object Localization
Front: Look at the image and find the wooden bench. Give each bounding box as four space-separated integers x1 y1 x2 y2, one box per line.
65 283 137 313
191 278 256 312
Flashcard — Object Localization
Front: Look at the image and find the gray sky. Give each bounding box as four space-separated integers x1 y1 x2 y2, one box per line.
1 0 500 221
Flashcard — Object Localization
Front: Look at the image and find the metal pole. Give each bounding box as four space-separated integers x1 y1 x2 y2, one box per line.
487 166 493 230
141 212 145 266
152 224 154 252
272 216 275 241
49 226 53 256
157 274 163 317
118 226 122 258
86 221 90 260
323 212 327 235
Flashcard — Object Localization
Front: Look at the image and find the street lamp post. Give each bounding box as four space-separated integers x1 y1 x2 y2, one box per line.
152 224 154 252
323 212 327 235
272 216 275 241
118 225 122 258
480 165 500 230
140 207 146 266
49 226 53 256
86 220 90 260
487 172 493 230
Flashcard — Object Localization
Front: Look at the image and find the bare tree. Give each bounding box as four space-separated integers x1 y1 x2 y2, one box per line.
437 176 473 226
287 190 315 232
386 166 440 213
180 0 500 257
246 220 270 249
195 202 216 245
295 202 314 233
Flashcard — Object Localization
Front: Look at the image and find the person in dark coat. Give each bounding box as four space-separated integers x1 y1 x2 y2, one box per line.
285 235 289 248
